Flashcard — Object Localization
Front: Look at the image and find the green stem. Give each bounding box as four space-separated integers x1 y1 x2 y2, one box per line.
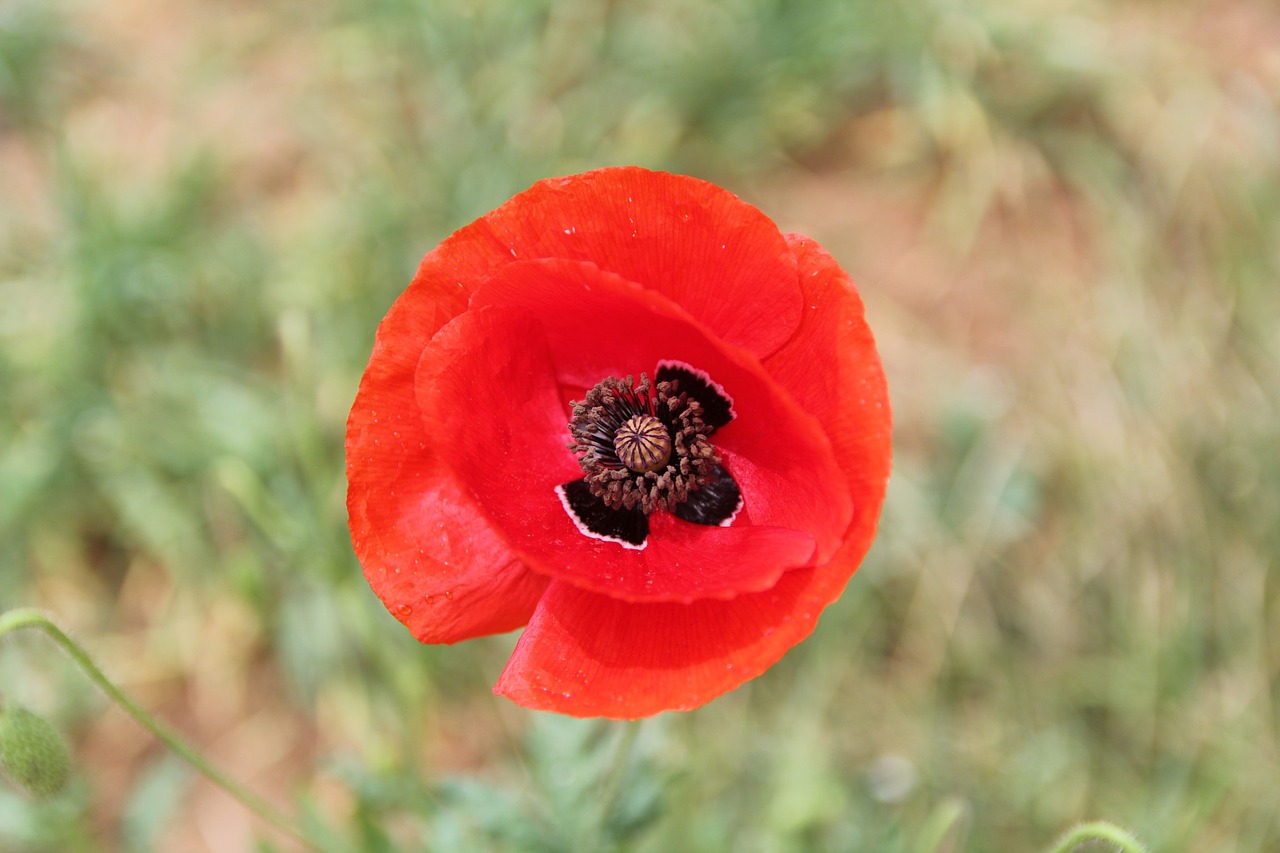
587 720 642 852
1045 821 1152 853
0 608 310 847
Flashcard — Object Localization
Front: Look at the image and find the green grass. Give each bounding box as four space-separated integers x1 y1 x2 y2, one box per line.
2 0 1278 849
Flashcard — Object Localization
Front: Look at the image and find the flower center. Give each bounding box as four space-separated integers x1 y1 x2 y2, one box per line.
614 415 672 474
567 373 720 514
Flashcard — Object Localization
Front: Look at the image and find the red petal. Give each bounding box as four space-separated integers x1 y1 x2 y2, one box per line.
438 257 848 601
765 234 893 505
492 235 891 718
475 167 803 358
346 240 549 643
379 168 801 360
493 578 810 717
471 259 852 562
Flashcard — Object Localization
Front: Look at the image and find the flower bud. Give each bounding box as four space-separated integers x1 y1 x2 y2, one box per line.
0 706 71 797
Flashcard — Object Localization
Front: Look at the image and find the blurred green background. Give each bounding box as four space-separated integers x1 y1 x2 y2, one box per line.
2 0 1278 849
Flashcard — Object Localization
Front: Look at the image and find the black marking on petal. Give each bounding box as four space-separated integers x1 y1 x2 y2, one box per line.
672 463 743 527
557 479 649 549
656 360 734 434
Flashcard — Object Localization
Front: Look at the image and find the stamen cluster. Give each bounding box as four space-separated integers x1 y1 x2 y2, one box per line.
568 374 719 513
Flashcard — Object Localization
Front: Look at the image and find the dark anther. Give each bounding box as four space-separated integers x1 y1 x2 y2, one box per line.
562 365 743 544
567 373 719 514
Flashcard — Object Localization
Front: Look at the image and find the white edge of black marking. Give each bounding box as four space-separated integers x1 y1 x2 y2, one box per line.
656 358 736 421
555 483 648 550
718 489 745 527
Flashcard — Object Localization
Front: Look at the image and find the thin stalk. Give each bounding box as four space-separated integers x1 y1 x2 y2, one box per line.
585 720 642 852
0 608 311 847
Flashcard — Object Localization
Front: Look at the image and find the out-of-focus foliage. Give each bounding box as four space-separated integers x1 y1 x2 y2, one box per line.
1 0 1277 850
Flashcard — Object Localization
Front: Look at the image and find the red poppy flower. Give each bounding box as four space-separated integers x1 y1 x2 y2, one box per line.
346 167 891 718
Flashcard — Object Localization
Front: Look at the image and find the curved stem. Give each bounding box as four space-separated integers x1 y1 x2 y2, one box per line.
1045 821 1152 853
0 608 310 847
